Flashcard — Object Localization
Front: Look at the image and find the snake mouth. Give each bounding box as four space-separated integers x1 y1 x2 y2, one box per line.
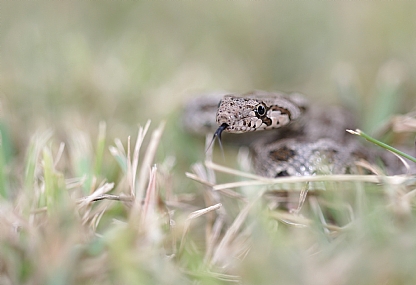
213 123 228 141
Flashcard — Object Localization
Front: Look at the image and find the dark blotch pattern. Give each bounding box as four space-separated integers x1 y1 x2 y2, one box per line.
261 117 272 126
269 146 296 162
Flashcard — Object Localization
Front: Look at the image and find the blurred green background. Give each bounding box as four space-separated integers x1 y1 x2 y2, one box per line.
2 1 416 160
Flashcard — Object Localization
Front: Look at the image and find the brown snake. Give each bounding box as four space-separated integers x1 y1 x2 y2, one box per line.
183 91 412 177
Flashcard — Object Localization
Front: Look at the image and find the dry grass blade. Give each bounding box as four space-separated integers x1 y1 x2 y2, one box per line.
269 210 311 228
389 150 412 175
205 160 269 181
180 203 222 252
391 112 416 133
355 159 385 175
205 213 225 263
185 172 214 187
114 138 126 156
131 120 151 196
187 203 222 221
185 172 247 201
292 184 309 215
77 182 115 205
53 142 65 168
90 204 108 231
212 175 414 191
309 196 330 235
211 193 261 266
127 136 132 196
140 165 158 226
79 194 133 203
206 160 413 191
135 121 165 204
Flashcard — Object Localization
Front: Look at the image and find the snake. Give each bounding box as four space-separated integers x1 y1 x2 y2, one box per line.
183 90 411 177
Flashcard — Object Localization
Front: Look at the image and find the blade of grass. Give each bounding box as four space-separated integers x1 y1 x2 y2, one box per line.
211 193 260 265
93 121 107 177
347 129 416 163
0 134 6 198
24 130 53 191
179 203 222 253
131 120 151 196
42 147 66 213
211 175 410 191
127 136 132 196
140 165 158 227
135 121 165 201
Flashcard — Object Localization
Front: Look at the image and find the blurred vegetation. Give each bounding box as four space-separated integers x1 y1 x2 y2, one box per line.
1 1 416 284
3 1 416 144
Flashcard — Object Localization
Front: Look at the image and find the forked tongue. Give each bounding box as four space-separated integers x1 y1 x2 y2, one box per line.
206 123 228 158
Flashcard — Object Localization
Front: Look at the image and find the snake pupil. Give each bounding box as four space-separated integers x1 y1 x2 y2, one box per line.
256 104 266 116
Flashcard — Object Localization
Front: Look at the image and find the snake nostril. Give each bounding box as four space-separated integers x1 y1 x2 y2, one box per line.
216 115 228 124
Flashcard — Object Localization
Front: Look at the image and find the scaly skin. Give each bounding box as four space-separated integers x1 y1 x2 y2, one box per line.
216 91 306 133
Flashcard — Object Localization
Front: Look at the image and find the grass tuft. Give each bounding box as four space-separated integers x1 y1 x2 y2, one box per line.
0 114 416 284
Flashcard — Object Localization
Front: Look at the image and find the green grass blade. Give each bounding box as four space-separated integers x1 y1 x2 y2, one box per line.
347 129 416 163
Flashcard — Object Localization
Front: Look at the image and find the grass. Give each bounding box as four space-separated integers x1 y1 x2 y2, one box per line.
0 113 416 284
348 129 416 164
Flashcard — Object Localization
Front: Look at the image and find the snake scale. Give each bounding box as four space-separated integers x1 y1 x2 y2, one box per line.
183 91 411 177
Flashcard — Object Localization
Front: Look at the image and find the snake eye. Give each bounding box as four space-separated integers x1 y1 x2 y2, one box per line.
256 104 266 116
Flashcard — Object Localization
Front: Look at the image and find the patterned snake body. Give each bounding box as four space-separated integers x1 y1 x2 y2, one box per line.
183 91 409 177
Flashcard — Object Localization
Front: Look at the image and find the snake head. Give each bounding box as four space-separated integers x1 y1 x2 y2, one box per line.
215 92 305 133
